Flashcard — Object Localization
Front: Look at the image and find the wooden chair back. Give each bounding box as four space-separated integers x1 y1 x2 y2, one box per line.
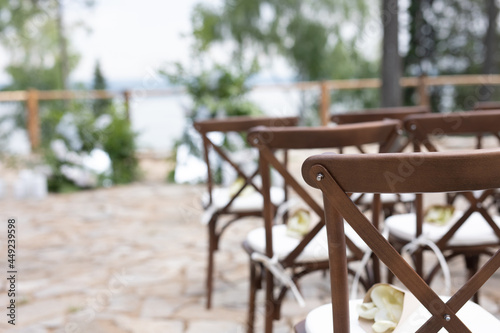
302 149 500 332
194 116 299 209
248 120 401 266
330 106 430 153
402 110 500 278
404 110 500 152
246 120 401 333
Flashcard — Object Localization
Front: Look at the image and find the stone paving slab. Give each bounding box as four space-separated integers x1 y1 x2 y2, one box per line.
0 144 499 332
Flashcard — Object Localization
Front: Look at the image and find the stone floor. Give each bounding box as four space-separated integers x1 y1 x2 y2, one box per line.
0 148 500 332
0 181 323 333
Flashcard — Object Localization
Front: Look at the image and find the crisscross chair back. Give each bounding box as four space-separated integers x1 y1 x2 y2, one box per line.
404 110 500 152
245 120 401 333
195 116 299 208
330 106 430 156
404 110 500 244
194 115 299 309
301 149 500 332
394 111 500 292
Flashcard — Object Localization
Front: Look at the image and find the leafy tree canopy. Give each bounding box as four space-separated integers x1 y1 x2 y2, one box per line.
0 0 89 90
191 0 376 81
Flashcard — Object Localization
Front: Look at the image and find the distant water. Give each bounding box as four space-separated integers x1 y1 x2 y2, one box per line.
0 87 306 155
131 87 303 154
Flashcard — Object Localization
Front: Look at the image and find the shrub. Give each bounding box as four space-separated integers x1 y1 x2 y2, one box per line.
41 101 138 192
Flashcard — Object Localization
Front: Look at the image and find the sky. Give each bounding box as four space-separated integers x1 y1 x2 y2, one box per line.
0 0 223 87
67 0 219 86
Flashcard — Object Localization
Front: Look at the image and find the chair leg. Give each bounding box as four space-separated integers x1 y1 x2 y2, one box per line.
206 217 217 309
264 269 275 333
383 205 395 219
247 260 258 333
464 254 480 303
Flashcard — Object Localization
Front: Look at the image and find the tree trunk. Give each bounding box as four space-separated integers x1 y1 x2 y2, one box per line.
381 0 402 107
483 0 499 74
480 0 499 101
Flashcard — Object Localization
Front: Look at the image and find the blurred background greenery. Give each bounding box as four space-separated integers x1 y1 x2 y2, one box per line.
0 0 499 188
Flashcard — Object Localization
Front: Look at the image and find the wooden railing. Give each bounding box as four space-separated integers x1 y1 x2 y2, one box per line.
0 89 131 150
1 74 500 150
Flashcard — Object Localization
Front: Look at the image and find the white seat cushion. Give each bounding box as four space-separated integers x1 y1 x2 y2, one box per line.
202 186 285 212
305 300 365 333
247 225 329 262
201 187 285 224
386 211 500 246
246 223 368 263
306 297 500 332
351 193 415 205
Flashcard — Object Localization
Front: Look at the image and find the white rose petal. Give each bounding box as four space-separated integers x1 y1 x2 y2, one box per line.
357 285 405 333
372 320 398 333
370 285 404 323
357 302 378 320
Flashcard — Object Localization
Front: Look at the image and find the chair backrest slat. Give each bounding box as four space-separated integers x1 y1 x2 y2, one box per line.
331 106 429 124
404 110 500 152
194 116 299 133
248 120 400 150
303 149 500 194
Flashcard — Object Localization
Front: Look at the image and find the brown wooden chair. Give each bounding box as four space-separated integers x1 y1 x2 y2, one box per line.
472 102 500 149
385 110 500 299
244 120 401 333
330 106 430 216
194 115 299 309
297 149 500 332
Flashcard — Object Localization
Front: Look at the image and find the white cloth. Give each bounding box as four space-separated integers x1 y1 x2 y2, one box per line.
386 211 500 246
305 297 500 333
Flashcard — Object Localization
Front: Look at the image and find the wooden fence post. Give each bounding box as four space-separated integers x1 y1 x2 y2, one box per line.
418 74 430 107
27 89 40 150
320 81 330 126
123 90 131 121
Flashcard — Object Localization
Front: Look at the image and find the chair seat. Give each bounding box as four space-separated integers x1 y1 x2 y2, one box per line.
202 186 285 211
305 300 365 333
201 186 285 224
246 223 368 263
351 193 415 205
305 297 500 332
386 211 500 246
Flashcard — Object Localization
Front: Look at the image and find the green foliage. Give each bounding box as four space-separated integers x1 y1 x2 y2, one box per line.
92 61 112 117
0 1 137 192
102 110 139 185
191 0 372 81
44 149 80 193
41 102 139 192
162 62 262 184
0 0 91 91
190 0 380 113
163 61 262 120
